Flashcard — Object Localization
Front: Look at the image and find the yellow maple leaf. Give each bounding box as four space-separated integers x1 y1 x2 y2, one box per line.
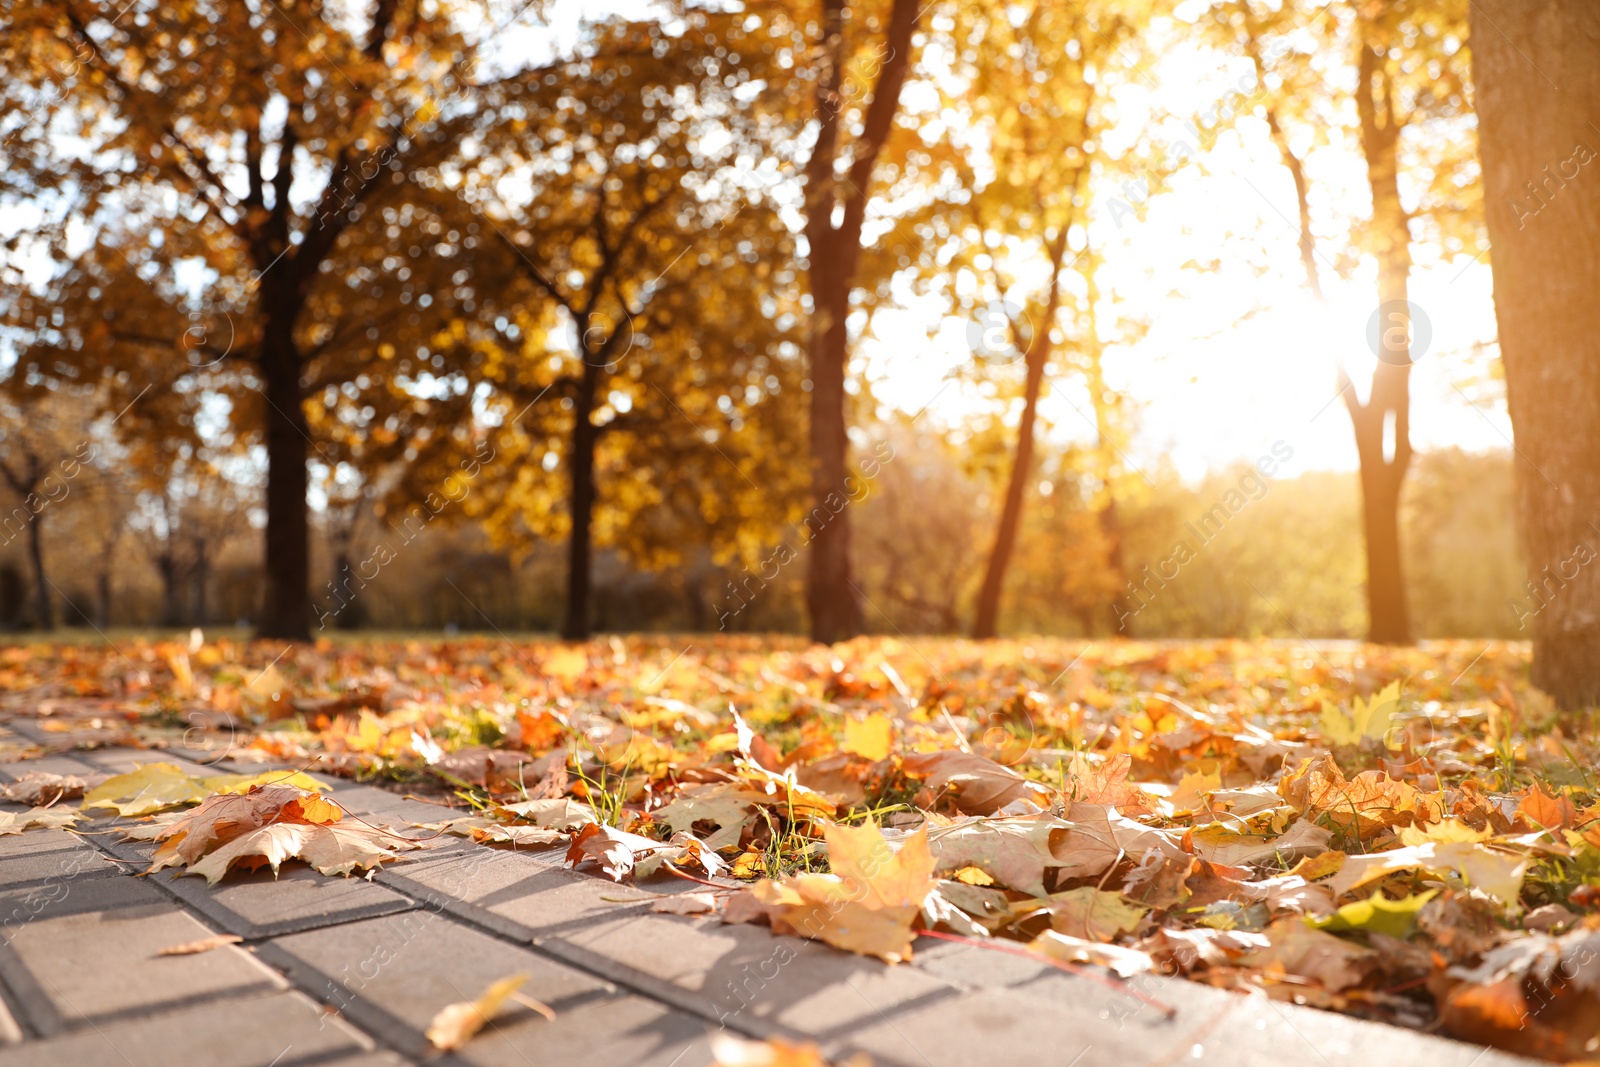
732 822 936 963
1320 680 1402 748
842 713 894 762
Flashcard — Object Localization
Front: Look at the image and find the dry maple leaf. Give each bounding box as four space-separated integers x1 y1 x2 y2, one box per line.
903 750 1051 815
133 784 417 884
83 763 324 817
727 821 936 964
565 823 724 881
1278 753 1441 836
1028 886 1148 942
0 807 81 835
1 771 101 805
426 973 551 1050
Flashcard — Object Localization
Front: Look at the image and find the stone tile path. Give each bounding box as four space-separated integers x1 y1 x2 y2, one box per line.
0 733 1542 1067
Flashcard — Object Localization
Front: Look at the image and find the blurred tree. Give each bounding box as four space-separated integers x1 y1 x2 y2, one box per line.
1473 0 1600 708
794 0 924 644
1212 0 1475 644
941 0 1102 639
4 0 492 638
446 16 808 639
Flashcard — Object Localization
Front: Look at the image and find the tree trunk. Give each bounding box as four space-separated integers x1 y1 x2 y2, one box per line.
972 222 1073 640
562 358 602 641
800 0 919 645
191 542 210 627
805 272 862 643
257 288 311 640
1473 0 1600 708
1100 499 1131 634
26 508 52 631
96 566 111 630
1346 31 1414 645
157 553 184 628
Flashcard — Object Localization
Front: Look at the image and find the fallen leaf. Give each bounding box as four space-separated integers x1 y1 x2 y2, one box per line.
1028 930 1155 977
904 750 1050 815
0 807 82 835
134 785 417 884
650 892 718 914
1239 917 1373 991
1320 680 1402 748
158 933 244 956
1 771 100 805
1032 886 1147 942
842 713 894 762
426 973 542 1050
1307 889 1438 938
727 822 935 963
83 763 323 817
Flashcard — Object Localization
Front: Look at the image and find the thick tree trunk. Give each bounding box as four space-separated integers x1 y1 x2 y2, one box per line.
1473 0 1600 708
800 0 919 645
26 510 52 631
257 291 311 640
562 359 601 641
1347 33 1414 645
805 274 861 644
973 348 1047 639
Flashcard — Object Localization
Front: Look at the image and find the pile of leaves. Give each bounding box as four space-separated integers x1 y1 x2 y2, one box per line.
4 634 1600 1060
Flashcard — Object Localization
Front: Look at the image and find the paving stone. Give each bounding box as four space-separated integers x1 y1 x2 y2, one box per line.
0 993 20 1045
0 843 120 893
0 880 285 1034
0 829 97 861
454 991 716 1067
74 748 227 779
380 843 956 1040
0 869 166 945
0 755 101 783
910 938 1054 989
321 1054 417 1067
320 783 469 825
145 863 418 939
0 991 372 1067
1163 986 1538 1067
558 912 957 1040
838 981 1203 1067
257 912 613 1058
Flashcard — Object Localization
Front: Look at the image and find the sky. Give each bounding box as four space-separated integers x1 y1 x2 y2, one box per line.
861 9 1508 482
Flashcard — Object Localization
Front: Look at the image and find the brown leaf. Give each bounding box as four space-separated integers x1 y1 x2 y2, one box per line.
903 750 1050 815
157 933 243 956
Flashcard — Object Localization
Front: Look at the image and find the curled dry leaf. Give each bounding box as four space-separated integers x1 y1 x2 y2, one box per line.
157 933 244 956
2 771 102 805
426 973 547 1050
565 823 725 881
903 750 1050 815
0 807 81 835
649 891 718 915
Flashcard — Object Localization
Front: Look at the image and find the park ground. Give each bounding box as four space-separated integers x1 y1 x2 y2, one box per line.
0 635 1590 1065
